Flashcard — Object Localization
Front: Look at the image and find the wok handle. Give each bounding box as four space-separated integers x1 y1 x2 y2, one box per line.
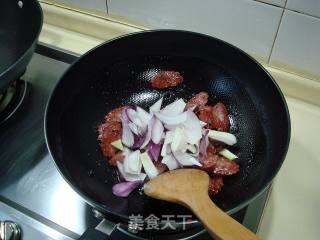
188 195 261 240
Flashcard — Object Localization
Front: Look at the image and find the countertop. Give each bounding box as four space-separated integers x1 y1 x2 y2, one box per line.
37 4 320 239
258 97 320 240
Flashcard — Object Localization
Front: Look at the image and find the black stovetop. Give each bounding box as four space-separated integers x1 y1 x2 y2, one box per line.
0 43 269 240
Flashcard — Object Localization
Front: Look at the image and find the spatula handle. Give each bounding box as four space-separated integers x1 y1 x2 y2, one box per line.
187 195 261 240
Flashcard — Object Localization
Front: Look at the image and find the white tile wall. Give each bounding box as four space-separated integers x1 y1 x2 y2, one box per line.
108 0 283 62
256 0 286 7
286 0 320 18
270 10 320 81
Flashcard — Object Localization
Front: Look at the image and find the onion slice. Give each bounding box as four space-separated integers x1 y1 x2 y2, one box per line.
160 98 186 116
164 124 179 131
121 110 134 148
140 117 154 149
140 152 159 179
151 118 164 144
111 139 123 151
112 181 142 197
150 97 163 113
117 161 146 182
132 134 145 149
172 151 202 167
162 154 180 170
154 111 187 125
128 122 139 135
161 131 174 157
148 141 162 162
208 130 237 145
199 121 207 127
187 144 198 154
124 150 142 174
183 110 202 145
127 109 143 128
199 130 209 156
219 148 238 160
136 106 152 126
171 127 187 152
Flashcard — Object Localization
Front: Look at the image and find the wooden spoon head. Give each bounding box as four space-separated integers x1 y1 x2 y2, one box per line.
144 169 210 205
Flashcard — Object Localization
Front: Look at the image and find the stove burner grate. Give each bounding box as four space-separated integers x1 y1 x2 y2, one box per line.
0 80 28 124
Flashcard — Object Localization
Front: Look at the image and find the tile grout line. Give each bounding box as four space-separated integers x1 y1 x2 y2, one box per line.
252 0 283 8
286 8 320 20
40 2 147 30
267 1 287 64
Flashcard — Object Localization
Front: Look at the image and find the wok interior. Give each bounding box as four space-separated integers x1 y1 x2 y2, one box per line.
46 31 289 225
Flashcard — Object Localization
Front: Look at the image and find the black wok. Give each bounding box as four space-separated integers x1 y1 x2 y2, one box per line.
0 0 42 94
45 30 290 237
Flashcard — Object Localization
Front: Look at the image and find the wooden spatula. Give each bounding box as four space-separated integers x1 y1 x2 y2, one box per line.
144 169 261 240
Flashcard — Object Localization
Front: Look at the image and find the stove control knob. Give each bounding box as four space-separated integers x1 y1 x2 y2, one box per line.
0 221 21 240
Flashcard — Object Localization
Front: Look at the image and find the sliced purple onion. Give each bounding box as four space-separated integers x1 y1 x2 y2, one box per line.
183 110 202 145
140 117 154 149
150 97 163 113
207 130 237 145
112 181 142 197
128 122 139 135
161 131 166 140
199 130 209 156
160 98 186 116
117 161 146 182
121 110 134 148
148 141 162 162
189 105 197 112
136 106 152 126
164 124 179 131
132 134 145 149
199 121 207 127
172 151 202 167
123 148 133 174
124 150 142 174
187 144 199 157
127 108 144 128
151 118 164 144
154 111 187 125
161 131 174 157
140 152 159 179
161 154 180 170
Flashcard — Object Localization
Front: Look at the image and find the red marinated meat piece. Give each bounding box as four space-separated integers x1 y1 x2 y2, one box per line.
211 102 229 132
98 122 122 158
208 177 224 196
200 154 239 176
213 156 239 176
105 106 129 123
185 92 209 111
197 106 213 127
198 102 229 131
207 142 217 155
150 71 183 89
99 141 116 158
109 151 125 166
97 122 122 142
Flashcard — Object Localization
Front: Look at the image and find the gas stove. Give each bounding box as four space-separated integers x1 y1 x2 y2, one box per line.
0 44 269 240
